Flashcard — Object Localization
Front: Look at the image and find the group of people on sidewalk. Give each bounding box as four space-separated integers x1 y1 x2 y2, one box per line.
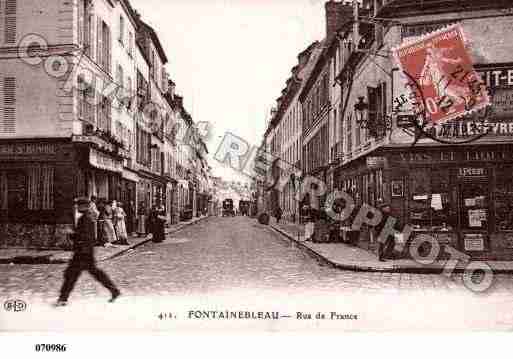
87 197 132 247
274 202 398 262
80 197 169 246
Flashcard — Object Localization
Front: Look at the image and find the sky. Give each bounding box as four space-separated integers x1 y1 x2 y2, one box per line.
131 0 326 183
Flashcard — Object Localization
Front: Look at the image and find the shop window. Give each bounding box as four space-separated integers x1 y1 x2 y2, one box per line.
409 168 454 230
5 170 27 222
460 183 488 230
494 166 513 231
27 165 54 210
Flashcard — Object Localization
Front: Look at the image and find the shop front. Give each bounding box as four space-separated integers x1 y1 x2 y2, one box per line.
0 140 90 248
335 145 513 261
81 147 124 202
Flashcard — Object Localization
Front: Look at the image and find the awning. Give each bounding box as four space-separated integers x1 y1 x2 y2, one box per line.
89 148 123 173
122 169 139 182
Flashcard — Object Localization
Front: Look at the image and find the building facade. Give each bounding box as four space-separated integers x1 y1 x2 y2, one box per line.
258 0 513 261
332 0 513 260
0 0 208 248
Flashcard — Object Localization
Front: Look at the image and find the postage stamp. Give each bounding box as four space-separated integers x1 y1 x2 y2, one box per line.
392 23 490 125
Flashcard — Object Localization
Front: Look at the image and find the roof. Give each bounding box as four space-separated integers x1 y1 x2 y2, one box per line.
139 20 168 64
121 0 140 29
298 38 329 103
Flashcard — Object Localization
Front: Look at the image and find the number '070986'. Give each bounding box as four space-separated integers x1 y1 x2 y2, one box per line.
34 344 67 352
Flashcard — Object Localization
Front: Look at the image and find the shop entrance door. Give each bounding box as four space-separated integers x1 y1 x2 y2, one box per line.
458 181 490 253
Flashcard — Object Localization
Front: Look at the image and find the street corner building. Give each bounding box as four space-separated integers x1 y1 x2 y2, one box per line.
256 0 513 261
0 0 214 249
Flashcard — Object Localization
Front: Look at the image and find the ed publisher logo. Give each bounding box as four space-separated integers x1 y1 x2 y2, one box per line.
4 299 27 312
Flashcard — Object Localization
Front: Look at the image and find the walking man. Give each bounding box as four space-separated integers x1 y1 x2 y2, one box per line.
55 197 121 306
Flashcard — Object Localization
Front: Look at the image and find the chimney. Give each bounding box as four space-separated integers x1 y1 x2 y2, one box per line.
325 1 354 41
174 95 183 109
168 80 176 100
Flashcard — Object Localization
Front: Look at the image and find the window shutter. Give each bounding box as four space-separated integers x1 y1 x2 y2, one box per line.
78 0 84 45
4 0 17 44
97 19 103 68
2 77 16 134
41 165 54 210
104 23 111 73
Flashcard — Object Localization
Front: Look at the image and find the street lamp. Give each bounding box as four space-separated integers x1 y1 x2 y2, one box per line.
354 96 392 138
354 96 369 129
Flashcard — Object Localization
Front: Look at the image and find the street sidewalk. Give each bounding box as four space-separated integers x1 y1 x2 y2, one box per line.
269 218 513 274
0 216 209 265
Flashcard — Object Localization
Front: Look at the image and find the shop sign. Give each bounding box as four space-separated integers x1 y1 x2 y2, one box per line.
90 149 122 173
0 143 57 155
73 135 115 153
366 156 386 168
122 169 139 182
464 233 486 251
393 149 513 164
427 120 513 137
457 167 486 179
478 67 513 88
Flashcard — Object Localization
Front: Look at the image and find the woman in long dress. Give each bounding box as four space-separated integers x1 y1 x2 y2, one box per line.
101 200 118 246
113 202 129 245
150 203 167 243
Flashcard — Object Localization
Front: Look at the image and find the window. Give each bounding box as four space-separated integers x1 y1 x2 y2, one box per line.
77 75 95 124
162 68 167 92
136 125 151 166
97 20 111 73
346 113 352 153
409 168 454 230
119 15 125 45
151 51 159 83
4 0 17 44
78 0 93 57
116 65 123 88
4 171 26 221
1 77 16 134
97 95 111 132
115 64 124 110
137 70 149 109
495 166 513 231
27 165 54 211
128 31 134 57
126 76 132 109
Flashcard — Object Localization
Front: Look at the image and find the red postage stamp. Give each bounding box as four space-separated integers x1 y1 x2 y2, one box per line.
392 24 490 125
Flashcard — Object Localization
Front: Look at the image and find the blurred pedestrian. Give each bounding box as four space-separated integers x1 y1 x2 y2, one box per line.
113 202 129 245
90 196 99 244
126 201 136 236
275 206 283 223
55 198 120 307
376 203 395 262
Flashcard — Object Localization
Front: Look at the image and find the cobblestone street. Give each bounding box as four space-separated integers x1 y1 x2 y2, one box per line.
4 216 513 298
2 217 513 330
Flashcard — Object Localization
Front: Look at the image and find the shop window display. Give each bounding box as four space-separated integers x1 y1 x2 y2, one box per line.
460 183 488 230
494 166 513 231
408 168 454 231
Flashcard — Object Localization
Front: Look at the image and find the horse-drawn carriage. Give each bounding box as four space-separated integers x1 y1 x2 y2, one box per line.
222 198 235 217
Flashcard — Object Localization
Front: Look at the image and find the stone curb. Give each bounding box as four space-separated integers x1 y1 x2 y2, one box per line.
270 224 513 275
0 216 210 265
